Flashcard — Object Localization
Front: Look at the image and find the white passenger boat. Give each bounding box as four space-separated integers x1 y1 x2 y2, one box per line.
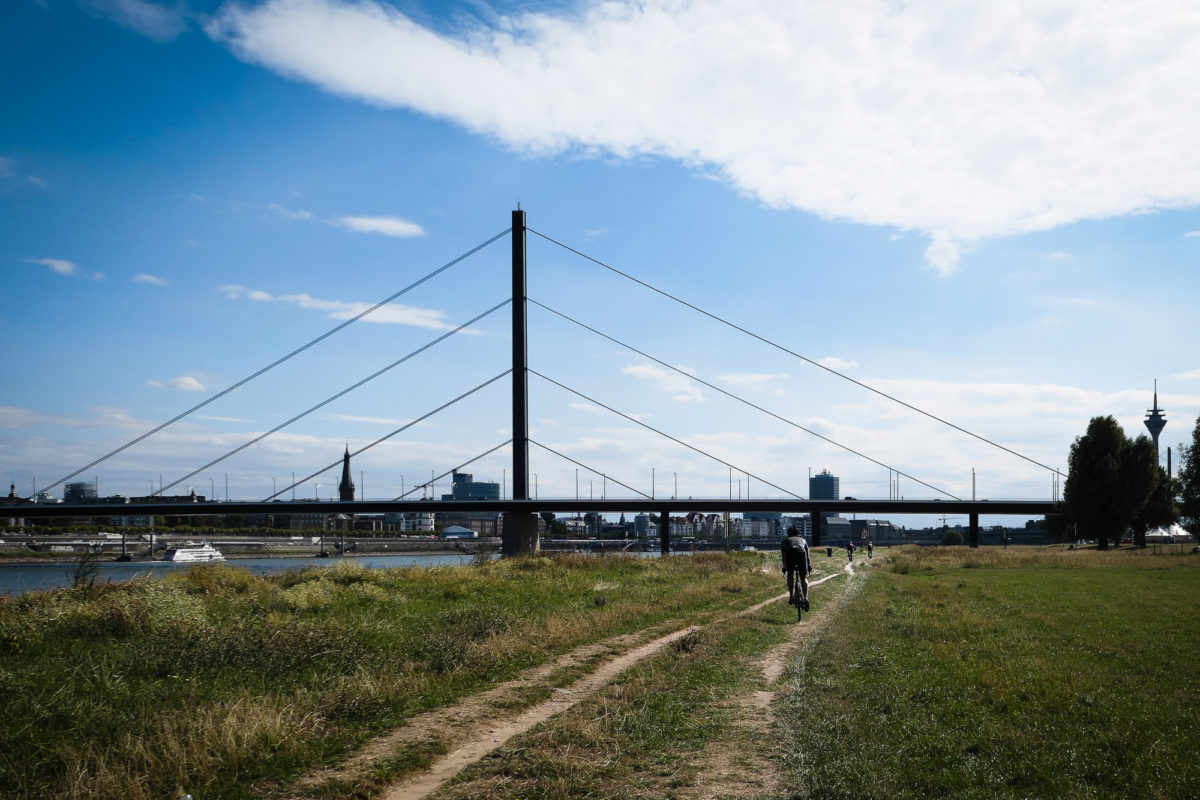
162 542 225 563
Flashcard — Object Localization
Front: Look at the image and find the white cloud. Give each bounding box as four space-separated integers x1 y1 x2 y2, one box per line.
924 231 961 277
24 257 104 280
82 0 189 41
219 284 274 301
277 292 453 329
816 357 859 371
330 215 424 238
1 156 46 189
1172 369 1200 380
208 0 1200 274
25 257 78 276
148 376 207 391
719 372 788 394
133 273 168 286
269 203 315 220
622 363 705 403
331 414 405 425
1185 231 1200 238
221 284 462 330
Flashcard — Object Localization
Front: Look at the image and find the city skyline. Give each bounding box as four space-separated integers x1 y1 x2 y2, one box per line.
3 0 1200 529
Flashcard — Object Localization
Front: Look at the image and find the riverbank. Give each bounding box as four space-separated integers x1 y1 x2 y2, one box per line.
0 547 476 564
0 551 777 800
0 538 489 564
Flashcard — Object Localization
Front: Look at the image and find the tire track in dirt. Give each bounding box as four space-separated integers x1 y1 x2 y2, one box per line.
290 563 865 800
760 563 853 684
380 590 789 800
688 563 859 800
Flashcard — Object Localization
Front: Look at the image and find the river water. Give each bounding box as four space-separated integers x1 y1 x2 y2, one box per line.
0 553 483 597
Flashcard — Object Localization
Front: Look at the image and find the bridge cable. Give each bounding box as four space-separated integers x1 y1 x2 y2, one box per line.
528 368 804 500
158 299 512 497
391 440 513 501
529 297 959 500
528 227 1063 478
31 227 512 500
527 438 653 499
267 370 513 502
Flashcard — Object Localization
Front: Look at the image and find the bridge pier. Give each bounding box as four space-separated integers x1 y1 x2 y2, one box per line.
501 512 540 556
811 509 822 548
969 512 979 549
660 508 671 555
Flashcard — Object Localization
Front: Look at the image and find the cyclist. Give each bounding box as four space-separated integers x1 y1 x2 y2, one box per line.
867 541 874 559
847 540 855 561
780 525 811 611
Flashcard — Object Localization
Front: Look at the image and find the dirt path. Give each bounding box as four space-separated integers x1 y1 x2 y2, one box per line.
287 562 862 800
380 590 792 800
683 561 860 799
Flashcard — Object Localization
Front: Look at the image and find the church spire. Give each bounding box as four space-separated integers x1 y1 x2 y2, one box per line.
338 446 355 501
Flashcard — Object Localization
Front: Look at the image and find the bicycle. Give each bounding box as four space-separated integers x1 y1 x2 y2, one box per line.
786 568 809 622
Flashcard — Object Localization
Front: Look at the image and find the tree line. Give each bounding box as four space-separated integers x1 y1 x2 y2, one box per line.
1062 413 1200 549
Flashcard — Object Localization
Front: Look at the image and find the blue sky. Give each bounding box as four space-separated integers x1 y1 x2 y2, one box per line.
3 0 1199 528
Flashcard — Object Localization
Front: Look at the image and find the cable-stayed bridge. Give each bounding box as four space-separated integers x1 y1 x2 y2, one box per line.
13 210 1059 550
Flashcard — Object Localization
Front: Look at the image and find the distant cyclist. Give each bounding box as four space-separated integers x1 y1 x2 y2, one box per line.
847 540 855 561
781 525 811 611
867 541 874 559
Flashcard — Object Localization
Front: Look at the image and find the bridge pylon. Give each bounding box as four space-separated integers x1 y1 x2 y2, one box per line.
503 208 540 556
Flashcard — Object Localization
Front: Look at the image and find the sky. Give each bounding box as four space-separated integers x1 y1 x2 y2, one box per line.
3 0 1199 529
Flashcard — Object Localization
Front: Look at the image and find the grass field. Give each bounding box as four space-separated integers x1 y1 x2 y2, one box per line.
1 546 1196 800
0 552 778 800
774 547 1200 800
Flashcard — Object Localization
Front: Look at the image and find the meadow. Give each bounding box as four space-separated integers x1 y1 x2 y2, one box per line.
0 552 777 800
1 546 1196 800
773 546 1200 799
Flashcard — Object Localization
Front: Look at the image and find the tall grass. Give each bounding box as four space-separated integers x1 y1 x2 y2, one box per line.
0 552 777 800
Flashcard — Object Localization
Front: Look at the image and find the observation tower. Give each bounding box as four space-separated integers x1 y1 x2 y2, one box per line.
1144 382 1167 463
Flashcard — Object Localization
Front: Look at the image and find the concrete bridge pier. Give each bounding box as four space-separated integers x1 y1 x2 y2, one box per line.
969 512 979 548
501 512 540 556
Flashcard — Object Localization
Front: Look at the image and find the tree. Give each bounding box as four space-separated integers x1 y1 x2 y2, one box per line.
1130 468 1180 546
1064 416 1159 550
941 528 964 546
1044 504 1072 543
1178 414 1200 531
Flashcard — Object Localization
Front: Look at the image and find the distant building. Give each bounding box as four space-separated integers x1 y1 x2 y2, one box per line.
338 447 355 501
809 470 844 541
434 470 501 536
744 511 783 538
437 512 502 538
781 515 812 539
2 483 32 527
851 519 898 542
64 481 97 503
634 514 653 539
385 511 435 533
809 470 839 500
440 470 499 501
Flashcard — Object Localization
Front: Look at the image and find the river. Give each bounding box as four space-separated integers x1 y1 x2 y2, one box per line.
0 553 484 597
